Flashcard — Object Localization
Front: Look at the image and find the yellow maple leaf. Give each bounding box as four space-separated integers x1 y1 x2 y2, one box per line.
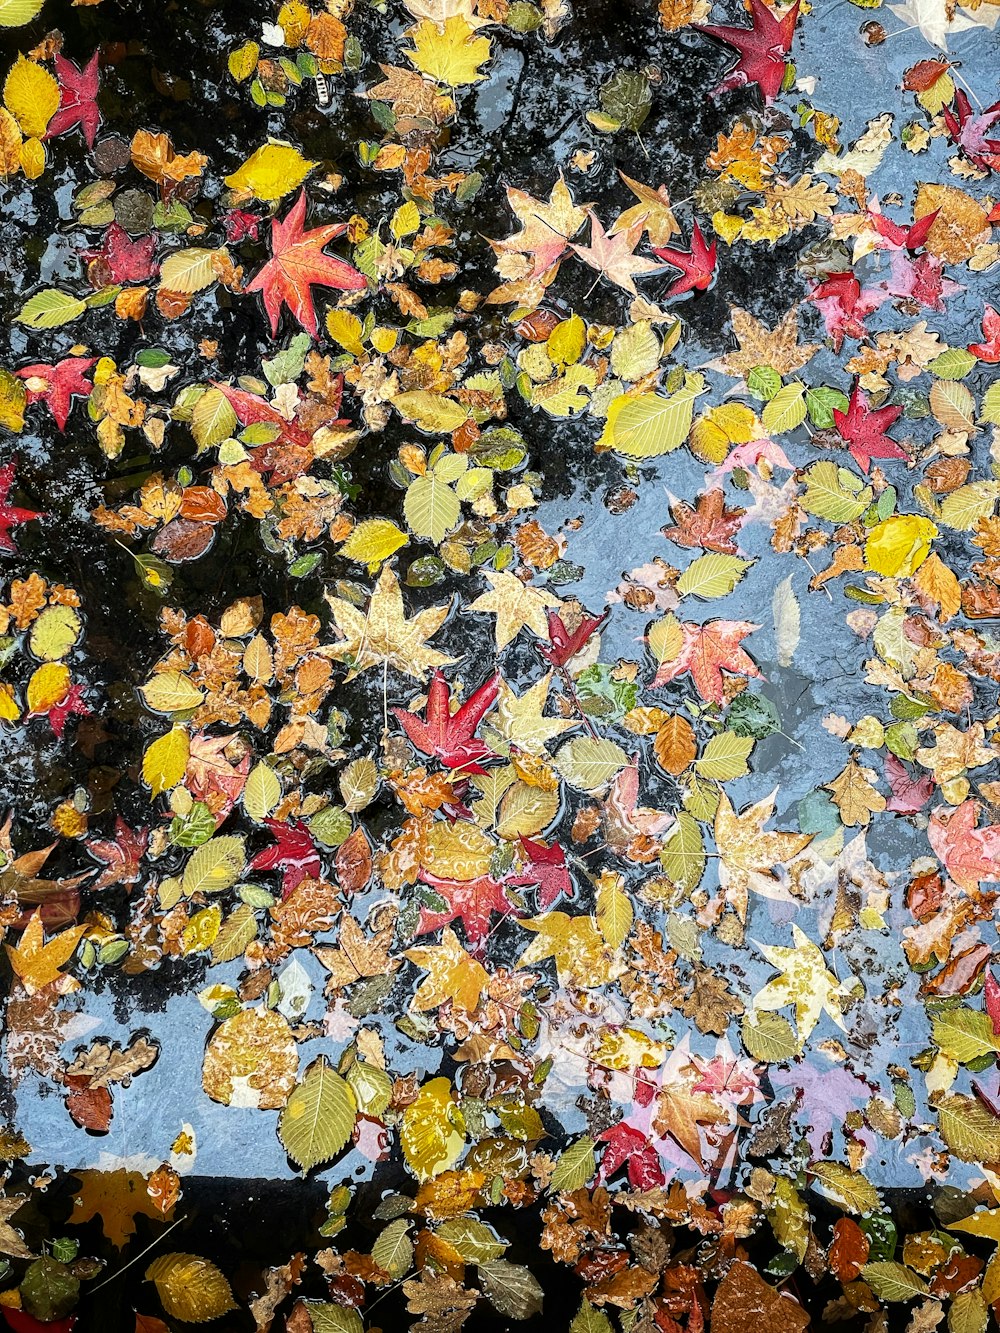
825 761 886 828
405 927 488 1012
405 15 492 87
467 570 562 650
714 790 813 923
323 563 456 681
517 911 611 988
492 671 577 755
5 908 85 995
753 925 861 1042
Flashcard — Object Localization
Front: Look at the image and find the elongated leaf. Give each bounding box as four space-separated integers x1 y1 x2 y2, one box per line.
279 1057 357 1171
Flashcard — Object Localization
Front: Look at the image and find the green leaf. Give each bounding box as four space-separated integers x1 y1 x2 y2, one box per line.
159 248 228 294
15 289 87 329
740 1011 798 1063
0 0 44 24
948 1288 988 1333
181 835 247 897
393 391 469 433
980 381 1000 425
370 1218 412 1279
211 903 258 964
659 811 705 893
938 1092 1000 1162
191 387 238 451
570 1301 613 1333
604 386 698 458
435 1218 508 1264
598 69 652 132
478 1261 544 1320
939 481 1000 531
805 385 849 429
677 553 754 600
279 1057 357 1171
761 382 806 435
303 1304 363 1333
861 1261 928 1302
554 737 629 793
810 1161 882 1216
695 731 754 781
550 1136 596 1193
405 472 462 543
243 763 282 822
800 461 873 523
928 347 976 380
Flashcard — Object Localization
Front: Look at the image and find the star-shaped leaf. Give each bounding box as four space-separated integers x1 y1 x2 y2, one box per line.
753 924 859 1042
833 381 906 474
714 788 813 922
517 911 611 987
571 213 662 296
405 926 489 1011
492 671 577 754
324 564 457 682
393 669 499 773
467 570 562 650
650 618 762 704
662 489 746 555
5 908 86 996
696 0 800 103
44 51 100 148
245 189 367 338
415 873 519 946
651 220 717 299
611 171 680 247
0 461 42 553
491 175 590 279
16 356 96 432
719 305 819 379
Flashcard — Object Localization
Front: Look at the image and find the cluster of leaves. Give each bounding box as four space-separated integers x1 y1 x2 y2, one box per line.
8 0 1000 1329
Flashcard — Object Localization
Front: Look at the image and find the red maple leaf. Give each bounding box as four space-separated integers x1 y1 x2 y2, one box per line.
884 251 960 313
985 968 1000 1035
249 817 322 896
597 1122 665 1189
47 684 91 738
43 51 100 148
415 873 519 947
927 800 1000 893
832 381 906 474
86 818 149 892
82 223 159 285
662 489 746 555
245 189 367 338
506 836 573 909
16 356 96 431
651 221 717 299
695 0 800 104
809 272 887 351
223 208 263 243
393 670 499 773
943 90 1000 172
868 203 939 252
0 461 41 553
539 609 608 668
650 620 762 704
3 1311 76 1333
969 305 1000 362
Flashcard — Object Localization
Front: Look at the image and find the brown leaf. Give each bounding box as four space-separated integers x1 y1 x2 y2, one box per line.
711 1261 809 1333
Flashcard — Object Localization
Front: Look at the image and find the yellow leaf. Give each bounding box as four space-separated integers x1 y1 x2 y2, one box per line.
400 1076 466 1182
145 1253 237 1323
0 0 45 24
405 927 489 1012
864 514 937 578
19 133 42 178
340 518 408 566
405 15 492 87
912 551 961 621
140 670 205 714
325 308 366 356
26 661 70 714
6 910 86 995
595 871 633 949
224 142 317 201
28 604 82 661
0 682 19 722
3 56 59 138
547 314 586 366
0 366 26 430
227 41 259 83
181 905 222 956
143 727 190 796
